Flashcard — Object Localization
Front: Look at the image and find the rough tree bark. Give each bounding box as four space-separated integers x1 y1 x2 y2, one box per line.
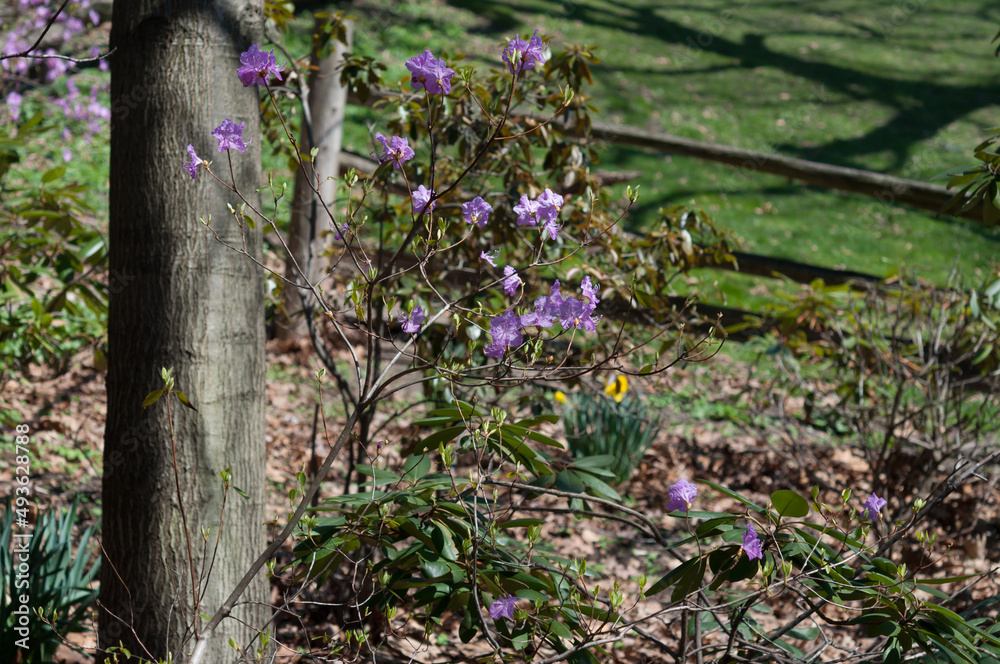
100 2 269 662
277 16 352 340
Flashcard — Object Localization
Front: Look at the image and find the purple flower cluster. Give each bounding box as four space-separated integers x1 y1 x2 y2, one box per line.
521 277 601 332
514 188 564 240
2 0 104 81
3 1 109 156
502 31 548 75
406 50 455 95
486 277 601 358
373 132 415 169
237 44 284 87
184 118 250 178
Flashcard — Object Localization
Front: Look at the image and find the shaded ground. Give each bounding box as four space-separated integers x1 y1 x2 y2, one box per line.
3 338 997 663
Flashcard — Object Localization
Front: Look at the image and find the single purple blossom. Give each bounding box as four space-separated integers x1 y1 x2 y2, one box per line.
666 478 697 512
480 249 500 267
536 188 564 223
463 196 493 228
333 221 349 241
558 291 600 331
862 492 887 521
184 144 203 180
489 594 517 621
740 524 764 561
373 132 414 169
502 30 548 75
485 310 523 358
212 118 247 153
398 306 425 335
514 194 539 226
62 148 71 163
405 49 455 95
412 185 436 215
503 266 522 295
237 44 284 87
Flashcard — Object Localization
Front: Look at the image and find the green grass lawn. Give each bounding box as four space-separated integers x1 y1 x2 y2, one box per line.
25 1 1000 312
334 0 1000 308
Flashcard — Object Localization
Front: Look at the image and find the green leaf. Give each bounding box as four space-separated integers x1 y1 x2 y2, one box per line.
42 166 66 183
354 466 401 486
231 485 251 502
575 471 621 501
671 557 707 602
770 490 809 518
786 627 820 641
173 390 198 412
459 600 478 643
431 522 459 562
419 555 451 580
525 429 563 448
555 469 586 494
498 519 546 529
516 589 548 602
412 426 466 454
547 617 573 639
647 557 699 597
142 388 164 408
570 455 617 474
695 516 737 538
401 454 432 483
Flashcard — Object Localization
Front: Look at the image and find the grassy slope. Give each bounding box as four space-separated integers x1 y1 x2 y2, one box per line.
337 0 1000 310
34 1 999 311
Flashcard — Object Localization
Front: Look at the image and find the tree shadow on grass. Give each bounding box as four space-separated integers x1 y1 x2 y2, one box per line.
443 0 1000 174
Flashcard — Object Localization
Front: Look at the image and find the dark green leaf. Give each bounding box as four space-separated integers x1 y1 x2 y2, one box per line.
402 454 432 482
770 490 809 518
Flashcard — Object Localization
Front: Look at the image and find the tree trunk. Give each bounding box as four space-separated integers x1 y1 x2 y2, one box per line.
277 17 352 340
100 2 268 662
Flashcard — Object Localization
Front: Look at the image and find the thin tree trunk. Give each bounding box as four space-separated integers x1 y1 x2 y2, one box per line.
100 2 268 662
277 17 352 340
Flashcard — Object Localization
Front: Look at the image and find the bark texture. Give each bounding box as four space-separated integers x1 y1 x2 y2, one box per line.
100 2 268 662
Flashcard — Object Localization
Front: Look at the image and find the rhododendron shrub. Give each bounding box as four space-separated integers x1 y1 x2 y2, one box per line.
185 27 1000 664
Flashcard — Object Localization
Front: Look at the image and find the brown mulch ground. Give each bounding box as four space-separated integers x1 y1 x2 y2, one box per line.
2 339 998 663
